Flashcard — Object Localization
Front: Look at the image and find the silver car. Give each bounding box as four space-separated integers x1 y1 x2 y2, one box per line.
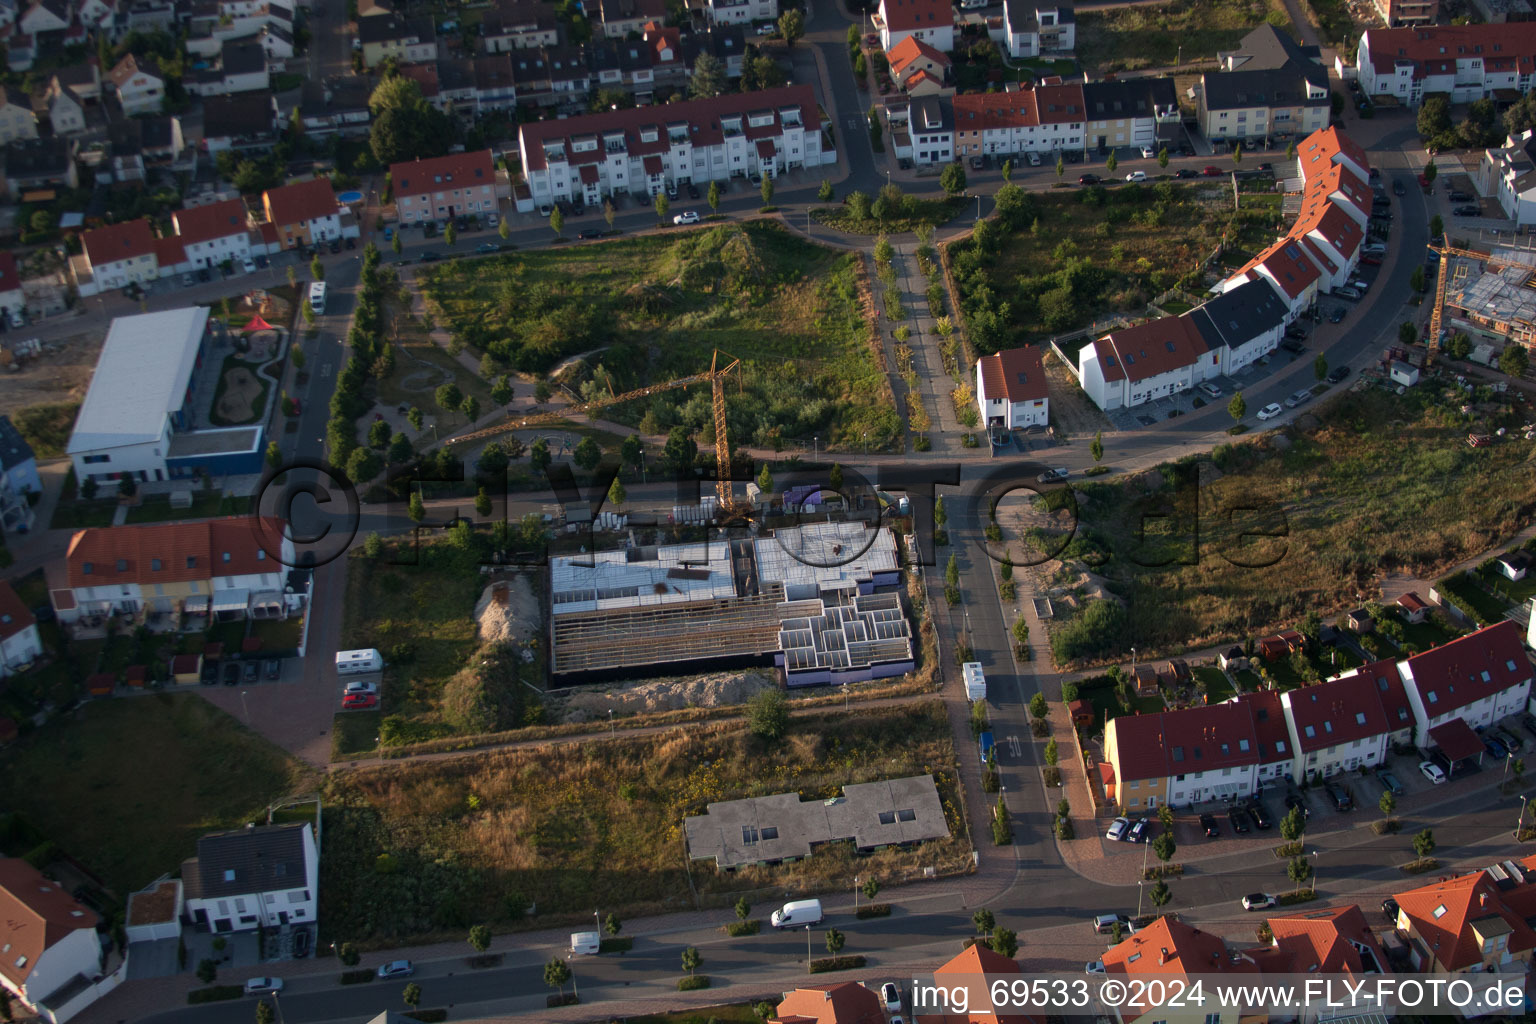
1284 388 1313 409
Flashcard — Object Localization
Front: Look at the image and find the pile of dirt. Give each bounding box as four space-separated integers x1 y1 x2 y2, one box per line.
474 575 539 646
550 669 778 723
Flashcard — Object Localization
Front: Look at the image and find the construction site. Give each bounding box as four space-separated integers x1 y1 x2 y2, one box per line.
547 520 913 686
1440 245 1536 356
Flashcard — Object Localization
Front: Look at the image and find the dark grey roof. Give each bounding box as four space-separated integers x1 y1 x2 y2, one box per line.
107 118 143 155
265 21 293 44
202 91 277 138
222 41 268 77
0 415 36 472
1082 77 1177 119
1003 1 1074 30
141 116 176 151
1201 65 1327 111
3 84 28 109
437 56 476 92
1223 23 1320 71
1183 278 1287 352
473 54 516 92
182 823 311 900
4 136 71 178
911 94 951 134
357 13 435 44
590 38 652 75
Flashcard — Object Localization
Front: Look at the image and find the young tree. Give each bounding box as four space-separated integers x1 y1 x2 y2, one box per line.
817 178 834 202
748 688 789 740
934 493 947 527
1001 158 1013 182
445 220 458 247
461 394 481 423
550 206 564 237
1400 321 1419 346
1287 856 1312 892
573 435 602 471
369 418 392 449
972 908 995 935
604 200 616 231
1149 880 1172 907
1106 151 1118 174
1424 161 1438 186
407 406 424 431
499 218 511 241
266 440 282 467
1233 143 1244 166
654 191 670 225
1280 804 1306 842
1158 804 1175 834
735 897 752 922
1379 790 1397 823
347 447 381 484
604 912 622 937
491 376 513 405
778 9 804 45
1056 155 1065 184
1314 353 1328 381
468 924 492 954
1043 738 1059 766
339 943 360 966
607 476 626 509
707 179 721 215
364 532 384 558
1152 831 1177 864
287 265 298 289
829 462 844 491
760 174 775 208
408 491 425 523
1029 692 1048 719
530 438 551 474
681 945 702 977
620 434 644 470
824 928 845 956
1413 828 1437 858
196 959 217 984
990 927 1019 957
756 463 773 494
392 231 403 257
543 958 571 999
1090 430 1104 463
940 162 967 196
311 255 325 281
1158 147 1170 170
861 876 880 900
534 379 553 405
475 487 493 517
1228 392 1247 422
1429 213 1444 240
435 381 463 412
945 552 959 589
256 1000 276 1024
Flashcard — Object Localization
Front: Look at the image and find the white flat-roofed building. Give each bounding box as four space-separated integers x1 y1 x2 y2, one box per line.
754 521 901 599
550 540 736 615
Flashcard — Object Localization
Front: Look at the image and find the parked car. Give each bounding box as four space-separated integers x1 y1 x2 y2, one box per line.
1203 165 1222 176
200 662 218 685
1361 255 1382 266
1037 467 1070 483
1378 769 1404 796
1227 806 1251 834
1495 726 1523 753
241 257 257 274
292 930 310 957
1328 307 1347 323
578 229 602 239
1247 801 1273 830
1324 782 1353 811
1381 897 1400 922
1281 338 1307 355
1449 191 1473 202
1285 325 1309 340
1078 173 1101 185
1139 146 1156 159
222 662 241 686
1257 402 1284 420
1127 817 1150 843
263 659 281 680
1086 960 1106 973
1200 813 1219 837
1197 381 1222 398
1364 242 1387 255
673 210 701 225
345 236 356 250
1419 760 1447 784
244 977 284 995
1106 817 1131 841
1091 913 1136 934
969 155 985 170
377 960 414 978
1335 286 1362 300
686 182 701 199
1242 893 1276 911
1125 171 1148 182
342 693 379 710
1258 162 1272 173
1523 713 1536 740
1454 205 1480 217
1283 791 1311 817
1484 734 1509 759
1284 388 1313 409
1027 151 1042 166
1175 168 1198 178
1327 365 1351 384
329 238 341 253
1393 180 1407 196
882 982 902 1013
344 681 379 696
181 272 196 288
476 242 500 253
197 267 212 283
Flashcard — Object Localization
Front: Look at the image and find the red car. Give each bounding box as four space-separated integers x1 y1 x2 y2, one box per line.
1203 165 1222 176
342 693 378 710
1360 256 1382 266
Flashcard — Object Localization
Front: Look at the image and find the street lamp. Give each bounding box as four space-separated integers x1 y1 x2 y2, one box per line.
805 924 812 971
854 875 860 910
566 953 579 1001
1136 880 1145 919
240 689 250 723
1518 794 1530 841
1311 849 1321 894
608 708 615 739
271 991 286 1024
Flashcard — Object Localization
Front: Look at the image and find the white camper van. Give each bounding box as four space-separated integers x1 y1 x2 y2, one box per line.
771 899 824 929
569 931 600 955
335 648 383 675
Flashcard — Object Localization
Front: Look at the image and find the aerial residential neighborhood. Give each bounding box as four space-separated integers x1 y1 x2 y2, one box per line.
6 0 1536 1022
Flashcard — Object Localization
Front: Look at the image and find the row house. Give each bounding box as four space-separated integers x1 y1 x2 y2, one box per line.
0 579 42 676
1105 701 1262 810
1357 24 1536 108
171 198 252 269
474 54 519 112
951 82 1086 160
1251 905 1389 987
1390 856 1536 976
18 0 69 39
0 85 35 143
121 0 178 35
1000 1 1075 59
59 518 294 621
107 53 165 117
201 90 279 155
184 40 269 97
262 177 344 248
1197 64 1329 143
1230 689 1295 786
893 93 952 166
874 0 953 54
359 13 436 69
596 0 666 39
508 43 592 106
1077 313 1216 412
516 84 827 209
1082 78 1178 153
296 78 371 137
481 0 560 52
974 344 1048 432
1227 236 1324 321
81 218 157 289
703 0 776 26
1401 619 1532 748
182 822 318 935
390 149 504 226
1183 276 1288 376
1280 671 1391 781
3 136 77 193
0 256 22 338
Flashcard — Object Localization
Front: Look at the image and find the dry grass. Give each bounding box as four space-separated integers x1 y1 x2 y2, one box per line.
1077 0 1297 74
317 701 970 945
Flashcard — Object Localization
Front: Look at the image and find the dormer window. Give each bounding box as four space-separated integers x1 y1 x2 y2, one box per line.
152 558 162 571
116 559 127 572
222 552 232 562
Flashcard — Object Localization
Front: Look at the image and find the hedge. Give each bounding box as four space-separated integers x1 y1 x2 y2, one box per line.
678 976 712 991
809 956 867 973
187 986 242 1004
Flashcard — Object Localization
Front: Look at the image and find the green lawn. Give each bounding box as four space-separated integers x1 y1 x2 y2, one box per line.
1234 668 1263 692
331 709 382 759
208 354 273 427
625 1005 764 1024
1076 0 1296 73
1437 571 1512 626
1399 616 1461 651
124 493 253 524
49 499 118 530
1194 666 1235 703
811 196 969 235
419 221 900 451
0 695 310 895
1475 562 1536 606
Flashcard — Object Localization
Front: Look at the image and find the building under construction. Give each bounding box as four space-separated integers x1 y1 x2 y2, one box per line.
548 521 911 685
1443 246 1536 349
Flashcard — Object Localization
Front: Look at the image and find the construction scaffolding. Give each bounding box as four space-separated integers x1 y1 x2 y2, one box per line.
1443 247 1536 349
777 592 913 687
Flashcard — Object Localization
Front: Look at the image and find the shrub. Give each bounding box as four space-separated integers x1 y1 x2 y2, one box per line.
855 904 891 918
340 970 376 985
406 1012 448 1023
809 956 866 973
725 920 761 936
186 986 242 1004
678 976 712 990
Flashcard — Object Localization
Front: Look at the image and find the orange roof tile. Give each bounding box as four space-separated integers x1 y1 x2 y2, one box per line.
1265 905 1387 977
390 149 496 198
888 34 950 76
0 859 99 989
66 517 286 589
173 198 250 246
0 580 35 642
263 178 339 229
769 982 885 1024
1102 916 1257 1015
1394 866 1536 971
978 345 1046 403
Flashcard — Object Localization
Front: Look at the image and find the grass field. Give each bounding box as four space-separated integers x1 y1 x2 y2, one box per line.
373 303 497 431
1076 0 1296 73
0 695 310 895
1020 389 1536 661
626 1005 764 1024
316 701 970 945
417 221 900 452
124 492 252 524
12 402 79 458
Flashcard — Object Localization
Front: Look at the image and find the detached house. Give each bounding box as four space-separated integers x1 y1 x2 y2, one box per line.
0 84 36 143
1101 917 1257 1024
358 14 436 69
262 177 342 249
1082 77 1177 154
767 982 885 1024
172 198 251 269
975 344 1048 432
1400 620 1532 748
1389 859 1536 975
80 219 158 290
1001 1 1076 59
108 53 165 117
42 75 86 135
1258 905 1389 981
201 91 279 155
1280 672 1391 782
874 0 953 54
181 822 318 934
390 149 501 226
1197 25 1329 143
887 35 950 94
704 0 776 26
0 580 42 676
0 858 109 1024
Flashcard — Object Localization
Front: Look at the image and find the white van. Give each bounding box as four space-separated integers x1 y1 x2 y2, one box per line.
335 648 383 675
569 931 600 955
308 281 327 315
771 899 823 929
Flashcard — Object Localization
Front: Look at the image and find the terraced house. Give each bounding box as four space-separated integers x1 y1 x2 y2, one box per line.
1358 23 1536 107
390 149 504 226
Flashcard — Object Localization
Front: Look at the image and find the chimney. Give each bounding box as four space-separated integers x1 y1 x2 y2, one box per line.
1480 892 1488 908
1160 947 1170 964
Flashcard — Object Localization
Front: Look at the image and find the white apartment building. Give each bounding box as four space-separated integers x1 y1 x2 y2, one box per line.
1357 24 1536 107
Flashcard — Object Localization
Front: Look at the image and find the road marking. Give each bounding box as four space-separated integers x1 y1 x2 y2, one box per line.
321 363 332 377
847 117 866 130
1007 734 1021 758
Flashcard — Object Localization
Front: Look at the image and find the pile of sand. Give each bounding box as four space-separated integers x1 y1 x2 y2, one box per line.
550 669 778 723
474 574 539 646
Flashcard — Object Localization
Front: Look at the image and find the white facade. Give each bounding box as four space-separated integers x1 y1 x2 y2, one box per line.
183 825 319 933
0 620 41 676
89 253 156 291
0 94 36 144
113 69 164 117
1279 699 1389 781
1002 2 1076 59
876 0 955 53
4 928 101 1023
706 0 776 24
1481 131 1536 228
1402 669 1532 746
1165 762 1258 807
1357 28 1531 107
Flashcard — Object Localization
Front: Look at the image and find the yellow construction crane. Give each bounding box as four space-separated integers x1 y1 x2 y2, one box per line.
448 350 744 507
1424 243 1534 369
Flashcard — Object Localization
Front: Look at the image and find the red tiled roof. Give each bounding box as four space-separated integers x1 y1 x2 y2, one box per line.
391 149 495 198
1103 917 1257 1015
0 580 35 642
1398 591 1428 612
905 69 943 91
978 346 1047 404
1264 905 1386 977
1394 866 1536 971
65 518 286 589
769 982 884 1024
108 52 161 87
153 235 185 266
1429 717 1483 761
888 34 950 76
1348 658 1416 734
263 178 338 229
82 218 155 267
1233 689 1291 764
1361 24 1536 80
1316 162 1372 220
919 944 1041 1024
396 61 439 97
173 198 249 246
954 83 1085 131
0 858 99 989
170 653 201 674
1282 672 1389 754
1297 124 1370 181
880 0 953 33
1097 314 1209 384
1402 620 1531 716
1294 198 1363 261
1239 237 1321 299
